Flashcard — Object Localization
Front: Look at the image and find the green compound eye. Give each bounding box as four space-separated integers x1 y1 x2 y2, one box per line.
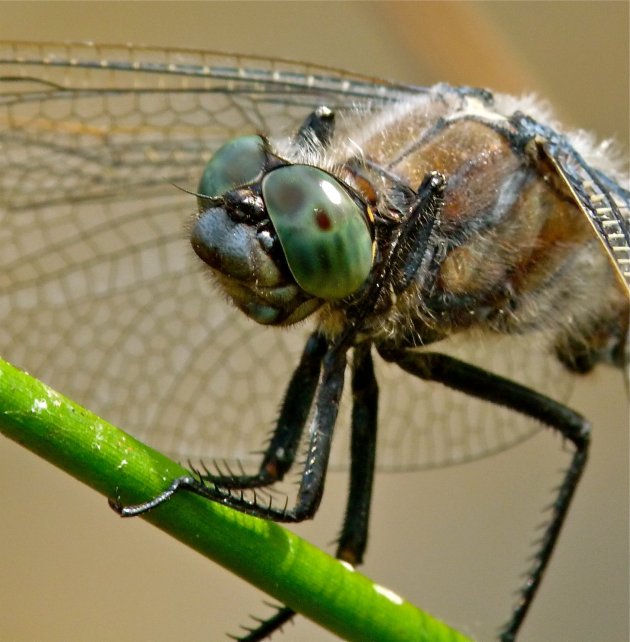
198 135 266 197
262 165 373 300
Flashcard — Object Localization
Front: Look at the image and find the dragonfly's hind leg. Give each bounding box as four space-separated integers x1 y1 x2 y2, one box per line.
376 346 590 642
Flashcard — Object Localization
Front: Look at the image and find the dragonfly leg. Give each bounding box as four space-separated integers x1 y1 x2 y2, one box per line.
231 342 378 641
387 171 445 297
295 106 335 152
377 346 590 642
231 604 296 642
111 331 327 515
336 341 378 565
115 341 346 523
196 331 327 490
110 330 340 641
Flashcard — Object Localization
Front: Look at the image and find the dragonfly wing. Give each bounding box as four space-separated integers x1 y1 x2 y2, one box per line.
1 42 571 471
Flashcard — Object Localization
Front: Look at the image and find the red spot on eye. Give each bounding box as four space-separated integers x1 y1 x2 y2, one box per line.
314 208 332 231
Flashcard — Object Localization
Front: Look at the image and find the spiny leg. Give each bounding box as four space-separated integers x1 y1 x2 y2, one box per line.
109 330 327 521
386 171 444 298
231 605 296 642
229 175 442 638
336 341 379 565
377 347 590 642
112 341 347 640
112 340 375 641
327 174 442 561
200 331 327 490
114 344 346 521
215 331 330 640
204 329 327 642
234 342 380 641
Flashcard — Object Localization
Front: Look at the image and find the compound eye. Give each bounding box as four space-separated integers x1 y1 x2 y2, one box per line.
262 165 373 300
198 135 266 198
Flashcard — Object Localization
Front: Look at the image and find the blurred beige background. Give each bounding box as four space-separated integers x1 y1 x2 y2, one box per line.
1 3 628 642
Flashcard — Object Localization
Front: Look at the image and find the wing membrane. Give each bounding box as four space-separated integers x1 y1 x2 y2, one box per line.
1 42 574 471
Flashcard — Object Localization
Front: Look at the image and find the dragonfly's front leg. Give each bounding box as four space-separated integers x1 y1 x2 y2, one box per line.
109 330 343 642
231 342 380 641
387 171 444 298
112 336 346 524
197 330 327 490
109 330 325 516
230 341 379 642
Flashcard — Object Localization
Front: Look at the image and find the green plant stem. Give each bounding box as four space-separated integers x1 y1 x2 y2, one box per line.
0 356 471 642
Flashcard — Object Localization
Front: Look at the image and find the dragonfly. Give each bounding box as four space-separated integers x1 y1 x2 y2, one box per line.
0 42 628 642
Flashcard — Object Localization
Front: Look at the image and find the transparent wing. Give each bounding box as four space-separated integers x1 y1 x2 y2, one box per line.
0 41 570 472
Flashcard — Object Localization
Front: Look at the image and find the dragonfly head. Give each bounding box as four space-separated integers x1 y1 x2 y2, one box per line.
191 135 375 325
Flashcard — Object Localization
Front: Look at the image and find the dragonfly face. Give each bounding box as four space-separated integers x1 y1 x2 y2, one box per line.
191 132 374 324
0 42 628 642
